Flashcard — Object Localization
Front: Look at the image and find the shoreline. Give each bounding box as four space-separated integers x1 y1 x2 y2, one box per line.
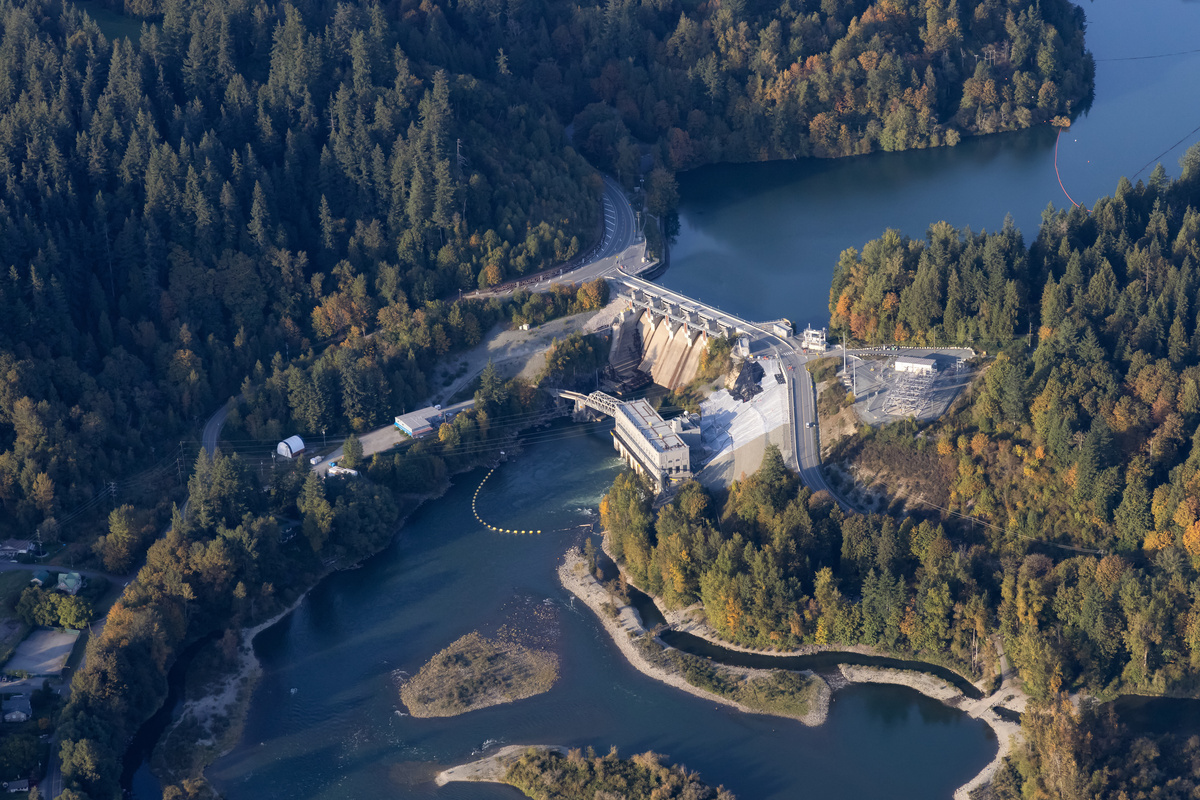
558 549 830 726
584 540 1028 800
150 589 312 786
602 535 983 691
837 664 1023 800
435 744 563 786
155 483 456 794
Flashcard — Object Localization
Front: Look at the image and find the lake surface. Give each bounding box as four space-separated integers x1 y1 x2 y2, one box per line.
209 426 995 800
663 0 1200 326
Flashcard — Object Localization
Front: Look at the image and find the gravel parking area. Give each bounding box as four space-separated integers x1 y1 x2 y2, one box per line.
5 628 79 676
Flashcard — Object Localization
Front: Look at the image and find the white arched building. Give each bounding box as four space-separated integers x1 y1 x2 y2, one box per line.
276 435 305 458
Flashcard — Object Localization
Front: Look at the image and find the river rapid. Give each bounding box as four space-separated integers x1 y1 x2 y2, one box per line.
199 2 1200 798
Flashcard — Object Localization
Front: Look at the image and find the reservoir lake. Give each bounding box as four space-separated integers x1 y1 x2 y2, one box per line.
663 0 1200 326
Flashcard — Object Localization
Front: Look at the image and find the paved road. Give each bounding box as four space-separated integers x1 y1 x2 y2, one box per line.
468 175 644 300
202 398 235 456
775 345 850 509
615 274 851 508
0 562 124 583
575 175 640 279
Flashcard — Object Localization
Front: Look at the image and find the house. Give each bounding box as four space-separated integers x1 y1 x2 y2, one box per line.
0 540 32 560
29 571 50 587
276 435 305 459
56 572 82 596
2 695 30 723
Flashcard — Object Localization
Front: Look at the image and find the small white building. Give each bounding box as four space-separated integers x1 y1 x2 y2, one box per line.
895 356 936 375
801 326 828 353
276 435 306 458
0 540 33 560
395 408 439 438
771 320 793 338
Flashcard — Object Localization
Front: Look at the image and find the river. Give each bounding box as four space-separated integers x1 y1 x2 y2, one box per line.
662 0 1200 327
194 2 1198 798
207 426 995 799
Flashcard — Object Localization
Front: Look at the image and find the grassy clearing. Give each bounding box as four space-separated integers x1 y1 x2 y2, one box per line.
636 636 821 719
0 572 32 665
400 632 558 718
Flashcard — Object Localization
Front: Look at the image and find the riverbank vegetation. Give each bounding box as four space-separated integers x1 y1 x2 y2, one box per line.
504 747 734 800
400 632 559 717
54 363 543 797
602 447 993 682
992 689 1200 800
635 635 823 719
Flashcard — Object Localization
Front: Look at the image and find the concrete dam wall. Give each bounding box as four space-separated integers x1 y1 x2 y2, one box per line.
637 311 706 391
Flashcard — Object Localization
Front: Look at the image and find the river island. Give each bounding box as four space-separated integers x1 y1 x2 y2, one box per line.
399 631 559 717
437 744 735 799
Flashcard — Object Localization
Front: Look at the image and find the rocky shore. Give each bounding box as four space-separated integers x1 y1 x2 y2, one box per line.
578 540 1028 800
435 744 563 786
558 549 830 726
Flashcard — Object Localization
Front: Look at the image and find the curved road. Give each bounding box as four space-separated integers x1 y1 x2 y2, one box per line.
470 175 642 298
572 175 640 280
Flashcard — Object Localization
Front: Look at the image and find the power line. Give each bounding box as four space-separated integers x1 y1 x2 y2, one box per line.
1131 119 1200 180
1096 47 1200 62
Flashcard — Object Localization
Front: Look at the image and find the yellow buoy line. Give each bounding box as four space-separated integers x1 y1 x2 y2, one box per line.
472 466 542 535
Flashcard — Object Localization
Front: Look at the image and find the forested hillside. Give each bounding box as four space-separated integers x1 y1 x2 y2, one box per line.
0 0 599 542
0 0 1092 546
0 0 1094 791
603 448 998 676
821 160 1200 698
605 155 1200 713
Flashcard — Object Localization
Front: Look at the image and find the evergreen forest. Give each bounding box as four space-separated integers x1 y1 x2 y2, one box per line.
0 0 1099 795
0 0 1091 542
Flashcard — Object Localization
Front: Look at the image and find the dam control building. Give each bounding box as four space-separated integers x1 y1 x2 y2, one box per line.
559 390 696 491
612 399 692 485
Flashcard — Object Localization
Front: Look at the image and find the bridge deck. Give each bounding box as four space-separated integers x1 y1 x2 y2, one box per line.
616 276 756 339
